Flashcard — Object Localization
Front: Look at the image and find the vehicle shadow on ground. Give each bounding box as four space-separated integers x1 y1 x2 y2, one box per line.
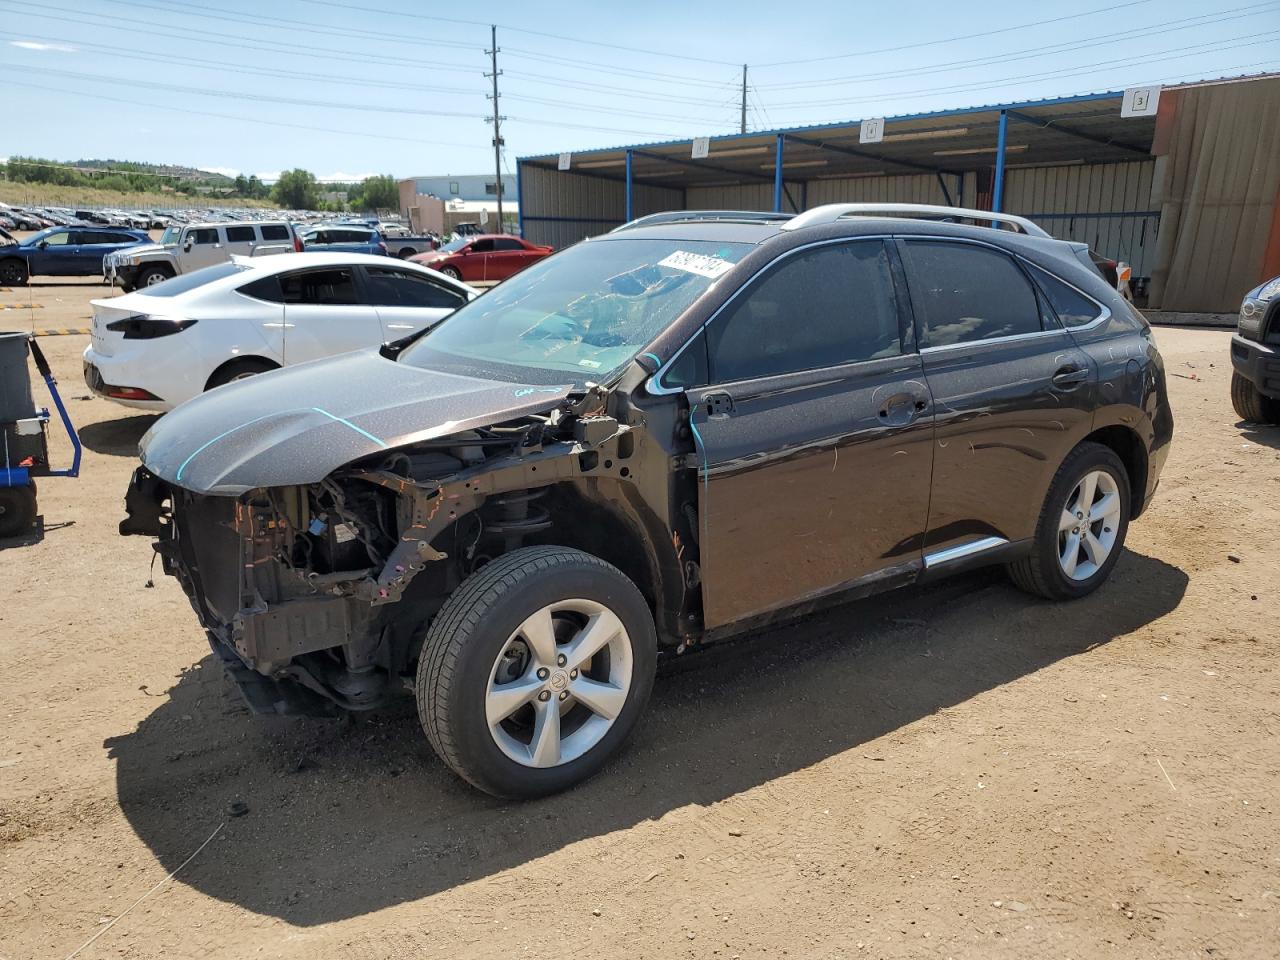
77 414 158 456
106 550 1187 925
1237 421 1280 450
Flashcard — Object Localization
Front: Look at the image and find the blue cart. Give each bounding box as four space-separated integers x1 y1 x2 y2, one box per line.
0 332 82 539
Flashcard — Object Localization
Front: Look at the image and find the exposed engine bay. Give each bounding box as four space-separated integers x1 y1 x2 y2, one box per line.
123 387 697 716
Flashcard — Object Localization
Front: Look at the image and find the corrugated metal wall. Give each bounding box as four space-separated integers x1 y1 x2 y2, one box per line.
519 164 681 248
1004 160 1159 276
1148 77 1280 312
805 172 974 206
684 182 786 211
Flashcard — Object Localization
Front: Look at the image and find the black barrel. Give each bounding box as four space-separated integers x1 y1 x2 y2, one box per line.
0 331 37 422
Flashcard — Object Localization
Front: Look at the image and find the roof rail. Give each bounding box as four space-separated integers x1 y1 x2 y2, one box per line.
779 203 1051 238
611 209 795 232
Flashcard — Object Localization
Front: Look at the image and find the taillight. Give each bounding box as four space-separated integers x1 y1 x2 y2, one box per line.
106 385 162 401
378 241 388 254
293 234 303 252
105 314 198 339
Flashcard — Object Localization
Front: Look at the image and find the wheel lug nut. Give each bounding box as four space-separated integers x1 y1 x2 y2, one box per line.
538 691 551 701
556 654 567 666
558 691 568 701
570 669 578 679
536 668 549 680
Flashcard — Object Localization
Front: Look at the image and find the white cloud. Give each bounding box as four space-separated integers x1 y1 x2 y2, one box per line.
319 171 377 182
10 40 76 53
198 166 240 179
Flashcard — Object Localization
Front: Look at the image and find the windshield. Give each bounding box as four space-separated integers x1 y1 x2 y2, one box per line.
439 237 469 253
400 237 751 387
160 225 182 246
135 260 249 297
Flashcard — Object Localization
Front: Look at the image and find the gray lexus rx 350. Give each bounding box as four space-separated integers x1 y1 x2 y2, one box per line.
121 204 1174 798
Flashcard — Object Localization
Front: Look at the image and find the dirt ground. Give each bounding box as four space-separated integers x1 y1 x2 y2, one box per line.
1 277 1277 960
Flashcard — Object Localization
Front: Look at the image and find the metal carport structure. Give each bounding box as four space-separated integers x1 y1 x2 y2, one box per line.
517 74 1280 312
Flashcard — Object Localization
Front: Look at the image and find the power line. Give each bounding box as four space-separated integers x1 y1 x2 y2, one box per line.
501 70 734 107
762 32 1280 113
755 1 1280 89
0 63 486 118
503 93 733 126
0 78 486 149
0 0 481 71
0 29 481 94
502 47 737 89
754 0 1158 67
102 0 481 52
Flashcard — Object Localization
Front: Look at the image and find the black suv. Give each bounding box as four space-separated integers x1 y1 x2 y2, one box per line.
122 204 1173 798
1230 274 1280 424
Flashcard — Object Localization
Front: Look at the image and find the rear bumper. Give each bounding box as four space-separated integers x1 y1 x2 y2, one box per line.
1230 335 1280 398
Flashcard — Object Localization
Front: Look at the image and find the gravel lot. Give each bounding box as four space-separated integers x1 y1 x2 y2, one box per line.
1 277 1277 960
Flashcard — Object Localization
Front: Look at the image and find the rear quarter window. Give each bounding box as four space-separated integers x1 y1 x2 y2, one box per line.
1025 263 1104 328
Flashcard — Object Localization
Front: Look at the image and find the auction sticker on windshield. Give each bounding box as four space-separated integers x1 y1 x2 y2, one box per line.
658 250 734 279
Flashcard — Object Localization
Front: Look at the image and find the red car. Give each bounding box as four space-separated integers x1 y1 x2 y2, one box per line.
411 234 552 283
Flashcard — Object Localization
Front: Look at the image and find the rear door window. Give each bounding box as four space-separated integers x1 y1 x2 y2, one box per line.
259 224 290 241
707 240 902 382
900 240 1042 347
225 226 256 242
1026 263 1104 328
280 268 359 305
363 266 466 308
493 237 523 251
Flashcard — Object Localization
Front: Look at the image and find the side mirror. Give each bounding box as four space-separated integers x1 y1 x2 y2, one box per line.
37 241 49 250
183 238 194 252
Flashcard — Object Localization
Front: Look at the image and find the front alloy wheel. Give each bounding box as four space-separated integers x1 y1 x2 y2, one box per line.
417 546 656 798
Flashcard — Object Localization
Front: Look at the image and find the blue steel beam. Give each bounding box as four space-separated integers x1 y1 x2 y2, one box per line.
773 134 784 212
992 109 1009 215
625 149 633 222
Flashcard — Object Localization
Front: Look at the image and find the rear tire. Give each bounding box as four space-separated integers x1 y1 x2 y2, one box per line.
1007 442 1130 601
0 484 37 538
0 258 29 286
416 546 657 799
205 357 279 390
1231 371 1280 424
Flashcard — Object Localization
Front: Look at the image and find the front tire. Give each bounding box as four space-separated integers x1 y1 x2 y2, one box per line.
135 266 173 289
1008 442 1130 601
440 265 462 280
1231 371 1280 424
0 484 37 538
416 546 657 798
0 258 29 286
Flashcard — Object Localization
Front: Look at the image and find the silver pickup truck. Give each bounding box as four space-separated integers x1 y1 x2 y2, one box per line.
104 220 301 291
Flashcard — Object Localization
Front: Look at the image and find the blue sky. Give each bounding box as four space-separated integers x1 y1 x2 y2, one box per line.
2 0 1278 182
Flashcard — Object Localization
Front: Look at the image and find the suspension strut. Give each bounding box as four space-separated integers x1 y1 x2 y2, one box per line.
484 489 552 552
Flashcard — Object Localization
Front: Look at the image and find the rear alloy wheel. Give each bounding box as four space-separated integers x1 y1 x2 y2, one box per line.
0 258 29 286
1231 371 1280 424
206 358 279 390
0 484 37 539
1008 442 1130 600
417 546 656 798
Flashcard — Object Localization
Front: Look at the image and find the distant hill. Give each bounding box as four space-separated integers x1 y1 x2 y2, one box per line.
70 159 234 184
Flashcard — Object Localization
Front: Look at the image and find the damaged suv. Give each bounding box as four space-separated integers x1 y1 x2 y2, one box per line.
122 203 1173 798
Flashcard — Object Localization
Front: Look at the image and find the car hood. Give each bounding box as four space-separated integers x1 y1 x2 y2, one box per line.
138 349 572 495
107 242 169 259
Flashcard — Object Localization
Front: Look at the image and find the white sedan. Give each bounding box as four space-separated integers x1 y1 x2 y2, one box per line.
83 252 475 411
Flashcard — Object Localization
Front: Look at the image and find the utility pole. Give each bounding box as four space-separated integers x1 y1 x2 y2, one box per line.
485 24 506 231
740 64 748 134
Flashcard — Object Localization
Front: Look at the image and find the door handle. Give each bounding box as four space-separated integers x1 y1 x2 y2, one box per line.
878 392 929 424
1052 365 1089 387
703 391 734 418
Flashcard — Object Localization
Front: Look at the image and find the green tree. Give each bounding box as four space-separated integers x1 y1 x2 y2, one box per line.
247 175 267 199
233 173 249 195
357 174 399 212
272 168 320 209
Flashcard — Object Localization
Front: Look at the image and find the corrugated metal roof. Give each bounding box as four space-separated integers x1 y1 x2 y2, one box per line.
518 72 1279 188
